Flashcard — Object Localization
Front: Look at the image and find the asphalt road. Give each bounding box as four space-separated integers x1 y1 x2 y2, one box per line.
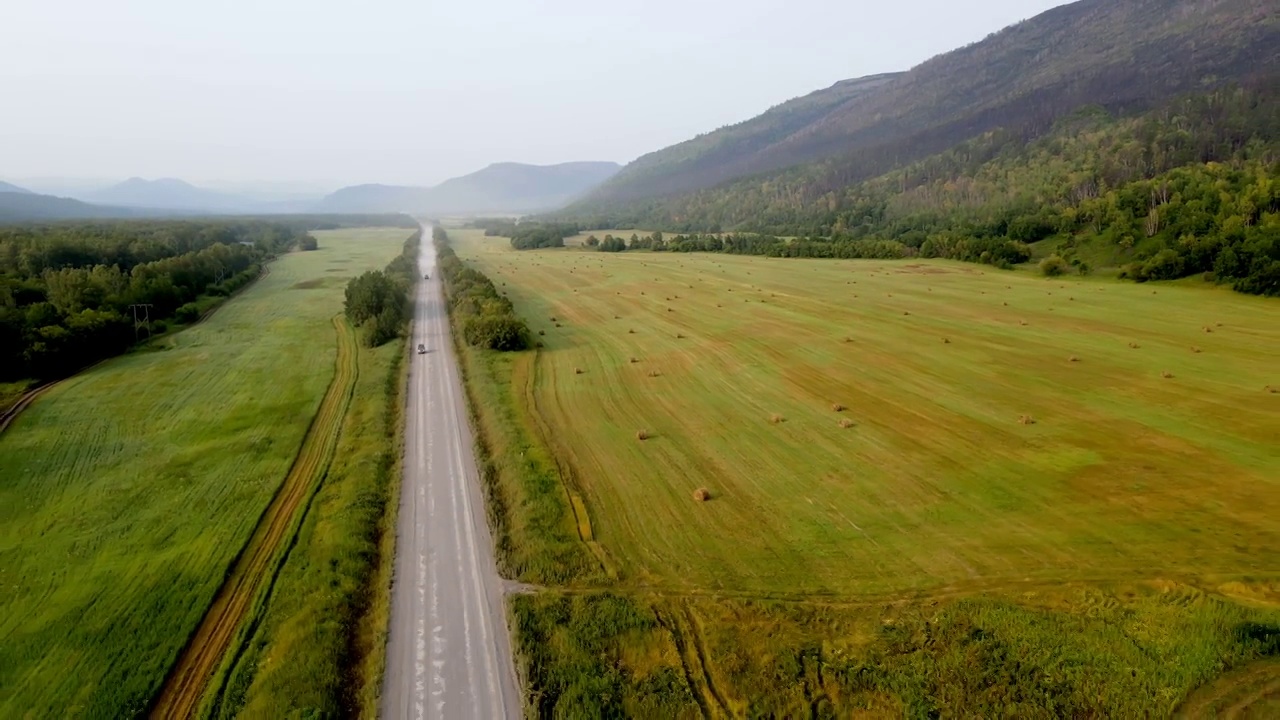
381 224 522 719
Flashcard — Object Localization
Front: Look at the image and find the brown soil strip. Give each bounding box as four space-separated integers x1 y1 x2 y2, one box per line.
150 315 358 719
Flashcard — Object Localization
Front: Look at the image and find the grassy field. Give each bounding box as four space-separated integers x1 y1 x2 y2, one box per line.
453 229 1280 596
214 336 407 719
444 227 1280 715
0 228 412 718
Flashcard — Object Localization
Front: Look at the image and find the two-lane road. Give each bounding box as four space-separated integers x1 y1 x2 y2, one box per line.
381 224 521 719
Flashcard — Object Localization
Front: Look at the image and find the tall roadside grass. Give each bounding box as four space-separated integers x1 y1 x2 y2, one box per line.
511 592 701 718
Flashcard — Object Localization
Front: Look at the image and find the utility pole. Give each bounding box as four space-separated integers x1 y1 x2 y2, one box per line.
129 303 154 341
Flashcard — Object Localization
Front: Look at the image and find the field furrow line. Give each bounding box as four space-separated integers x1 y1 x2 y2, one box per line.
148 315 358 720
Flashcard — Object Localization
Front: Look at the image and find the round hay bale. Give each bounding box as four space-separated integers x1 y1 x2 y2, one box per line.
831 403 845 413
636 430 649 441
838 419 855 429
770 413 784 424
1018 414 1036 425
574 367 584 375
692 487 711 502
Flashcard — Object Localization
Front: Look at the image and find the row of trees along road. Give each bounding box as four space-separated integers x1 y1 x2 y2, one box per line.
0 220 312 383
342 229 420 347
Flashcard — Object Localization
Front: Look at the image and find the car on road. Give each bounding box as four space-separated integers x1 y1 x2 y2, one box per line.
417 343 426 354
423 273 430 280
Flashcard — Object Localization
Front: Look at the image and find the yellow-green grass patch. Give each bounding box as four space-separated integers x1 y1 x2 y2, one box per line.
451 229 1280 597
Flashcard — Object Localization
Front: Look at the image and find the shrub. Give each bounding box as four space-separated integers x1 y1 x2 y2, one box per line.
1039 255 1070 277
462 315 530 351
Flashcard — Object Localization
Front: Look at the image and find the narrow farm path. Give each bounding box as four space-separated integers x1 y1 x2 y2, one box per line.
149 315 358 719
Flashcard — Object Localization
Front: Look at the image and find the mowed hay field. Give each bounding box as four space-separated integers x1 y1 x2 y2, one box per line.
0 228 412 718
450 229 1280 597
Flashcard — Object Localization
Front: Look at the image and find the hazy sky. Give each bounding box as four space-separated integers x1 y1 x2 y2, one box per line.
1 0 1068 191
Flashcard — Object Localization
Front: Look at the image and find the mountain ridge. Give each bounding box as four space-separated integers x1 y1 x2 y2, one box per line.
567 0 1279 220
0 181 33 195
316 160 621 214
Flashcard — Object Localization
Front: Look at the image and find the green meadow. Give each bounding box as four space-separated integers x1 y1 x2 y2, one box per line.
0 228 411 718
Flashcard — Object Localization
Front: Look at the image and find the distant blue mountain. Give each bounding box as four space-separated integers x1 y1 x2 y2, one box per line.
316 161 622 214
0 181 33 195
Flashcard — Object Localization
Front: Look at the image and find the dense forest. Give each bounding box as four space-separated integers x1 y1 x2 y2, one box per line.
0 218 416 384
564 84 1280 296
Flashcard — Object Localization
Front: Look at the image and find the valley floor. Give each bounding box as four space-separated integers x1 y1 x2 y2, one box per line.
447 228 1280 717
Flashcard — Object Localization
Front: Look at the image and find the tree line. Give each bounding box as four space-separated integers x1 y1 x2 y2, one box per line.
434 227 530 351
0 219 317 382
342 230 421 348
470 218 582 250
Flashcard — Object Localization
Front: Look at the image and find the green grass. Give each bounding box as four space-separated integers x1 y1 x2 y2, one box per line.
0 380 37 412
214 339 405 719
0 228 412 718
444 228 1280 716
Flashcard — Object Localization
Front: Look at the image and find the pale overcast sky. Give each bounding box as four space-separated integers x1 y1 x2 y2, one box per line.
1 0 1068 190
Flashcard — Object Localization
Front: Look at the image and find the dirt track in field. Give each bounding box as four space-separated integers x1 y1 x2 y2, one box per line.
149 315 358 719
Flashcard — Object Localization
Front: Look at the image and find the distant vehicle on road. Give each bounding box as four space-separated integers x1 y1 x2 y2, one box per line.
417 343 426 354
423 273 430 280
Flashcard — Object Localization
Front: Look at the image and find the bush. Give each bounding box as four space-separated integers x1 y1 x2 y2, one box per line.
299 235 318 251
462 315 530 351
174 302 202 324
1141 249 1185 281
1039 254 1070 277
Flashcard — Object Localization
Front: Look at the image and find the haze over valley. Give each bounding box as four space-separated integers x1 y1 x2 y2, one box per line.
2 0 1278 718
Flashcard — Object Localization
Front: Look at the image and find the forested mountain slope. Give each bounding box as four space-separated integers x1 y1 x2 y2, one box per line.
571 0 1278 214
568 84 1280 295
589 73 901 202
